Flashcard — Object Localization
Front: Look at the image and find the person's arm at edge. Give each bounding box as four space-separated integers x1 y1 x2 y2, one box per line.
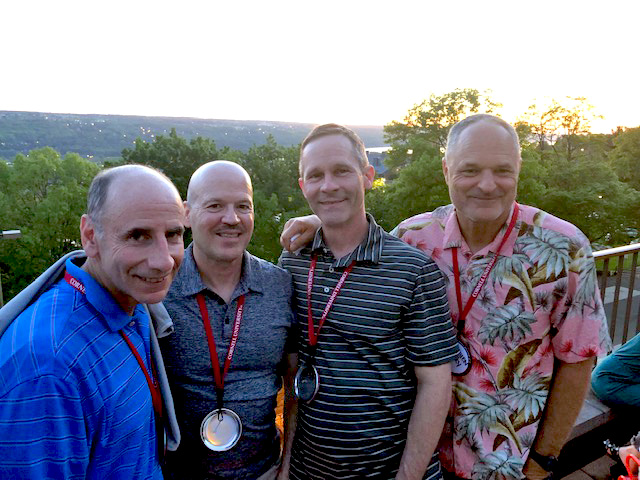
522 357 594 479
278 353 298 480
280 215 321 253
396 363 451 480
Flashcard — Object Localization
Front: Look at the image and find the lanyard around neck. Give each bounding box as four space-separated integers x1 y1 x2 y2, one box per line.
306 255 355 348
452 203 520 332
64 271 163 418
196 293 245 409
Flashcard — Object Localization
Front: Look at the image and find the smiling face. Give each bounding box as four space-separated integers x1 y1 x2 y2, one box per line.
298 133 374 231
186 162 254 267
443 120 520 237
81 172 185 314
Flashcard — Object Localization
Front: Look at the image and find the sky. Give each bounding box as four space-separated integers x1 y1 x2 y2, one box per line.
1 0 638 132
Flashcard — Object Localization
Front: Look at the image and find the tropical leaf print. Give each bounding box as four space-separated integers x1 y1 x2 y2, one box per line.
471 450 525 480
517 227 570 280
496 338 542 388
458 391 512 436
571 243 599 309
502 373 549 422
478 305 535 346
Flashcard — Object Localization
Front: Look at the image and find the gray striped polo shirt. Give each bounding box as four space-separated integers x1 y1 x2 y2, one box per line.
280 215 458 480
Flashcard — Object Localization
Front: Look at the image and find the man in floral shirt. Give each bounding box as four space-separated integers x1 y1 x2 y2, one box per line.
391 114 611 480
281 114 611 480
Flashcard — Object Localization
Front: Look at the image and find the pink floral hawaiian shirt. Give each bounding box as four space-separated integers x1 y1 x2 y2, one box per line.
394 203 611 480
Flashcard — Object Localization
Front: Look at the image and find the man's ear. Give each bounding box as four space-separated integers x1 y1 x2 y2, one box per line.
183 200 192 229
442 157 449 185
298 178 306 197
80 214 99 257
363 165 375 190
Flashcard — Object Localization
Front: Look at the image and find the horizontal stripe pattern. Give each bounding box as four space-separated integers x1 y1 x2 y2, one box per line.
281 216 457 479
0 261 161 480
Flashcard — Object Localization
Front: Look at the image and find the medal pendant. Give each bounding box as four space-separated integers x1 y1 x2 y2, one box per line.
200 408 243 451
294 364 320 403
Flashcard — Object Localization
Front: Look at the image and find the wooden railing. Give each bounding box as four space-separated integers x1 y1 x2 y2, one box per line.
594 242 640 347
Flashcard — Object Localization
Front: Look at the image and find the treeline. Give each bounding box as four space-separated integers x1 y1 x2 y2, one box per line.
1 89 638 302
0 111 385 161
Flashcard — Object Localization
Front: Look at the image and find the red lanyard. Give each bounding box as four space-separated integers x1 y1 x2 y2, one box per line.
196 293 245 406
64 271 163 418
452 204 520 331
306 255 355 347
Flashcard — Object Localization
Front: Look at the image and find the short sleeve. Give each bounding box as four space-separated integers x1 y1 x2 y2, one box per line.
550 233 611 362
404 260 458 366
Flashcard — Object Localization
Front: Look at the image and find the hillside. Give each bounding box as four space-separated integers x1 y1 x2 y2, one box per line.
0 111 386 161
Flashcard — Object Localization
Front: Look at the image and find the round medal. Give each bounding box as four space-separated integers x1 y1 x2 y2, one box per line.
200 408 243 451
294 364 320 403
452 340 472 376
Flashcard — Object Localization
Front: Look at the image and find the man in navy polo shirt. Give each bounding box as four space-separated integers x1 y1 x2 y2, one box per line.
0 165 185 479
160 161 297 480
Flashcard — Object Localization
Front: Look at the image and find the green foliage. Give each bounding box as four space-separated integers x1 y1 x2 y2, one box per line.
238 136 309 261
368 154 450 230
0 149 99 301
610 127 640 191
516 97 603 161
120 128 227 199
383 88 501 176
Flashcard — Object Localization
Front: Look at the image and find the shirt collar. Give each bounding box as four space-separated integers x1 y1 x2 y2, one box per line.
174 244 263 298
308 213 385 267
65 257 145 332
443 202 520 257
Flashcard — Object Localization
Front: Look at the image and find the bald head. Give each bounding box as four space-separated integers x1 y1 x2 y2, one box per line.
187 161 253 206
88 164 181 233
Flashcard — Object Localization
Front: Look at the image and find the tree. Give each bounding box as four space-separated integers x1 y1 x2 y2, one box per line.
516 97 603 161
383 89 502 175
238 136 308 262
0 149 99 301
120 128 227 199
610 127 640 191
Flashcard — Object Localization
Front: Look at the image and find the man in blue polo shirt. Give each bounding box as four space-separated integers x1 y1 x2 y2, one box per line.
0 165 185 479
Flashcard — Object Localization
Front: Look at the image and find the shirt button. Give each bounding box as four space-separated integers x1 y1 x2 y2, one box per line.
129 321 135 327
323 287 330 293
329 267 334 273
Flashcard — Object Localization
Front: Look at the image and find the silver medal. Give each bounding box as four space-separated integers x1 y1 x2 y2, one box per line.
200 408 242 451
294 364 320 403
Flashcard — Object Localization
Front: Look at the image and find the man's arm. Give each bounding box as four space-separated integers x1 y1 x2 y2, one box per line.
280 215 320 252
396 363 451 480
523 357 594 480
278 352 299 480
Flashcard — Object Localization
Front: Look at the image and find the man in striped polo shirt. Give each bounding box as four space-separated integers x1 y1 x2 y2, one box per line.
0 165 185 479
282 116 610 480
279 124 458 480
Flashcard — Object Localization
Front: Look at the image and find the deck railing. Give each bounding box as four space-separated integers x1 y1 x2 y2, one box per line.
594 242 640 347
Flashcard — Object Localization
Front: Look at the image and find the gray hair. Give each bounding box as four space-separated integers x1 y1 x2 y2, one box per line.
87 164 174 233
300 123 369 175
444 114 521 163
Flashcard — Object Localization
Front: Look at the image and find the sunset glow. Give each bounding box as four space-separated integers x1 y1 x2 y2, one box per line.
1 0 638 132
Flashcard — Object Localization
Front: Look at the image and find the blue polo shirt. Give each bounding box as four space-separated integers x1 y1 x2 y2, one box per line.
0 258 162 479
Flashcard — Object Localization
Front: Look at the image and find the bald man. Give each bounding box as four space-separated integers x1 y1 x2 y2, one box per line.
0 165 185 479
160 161 297 480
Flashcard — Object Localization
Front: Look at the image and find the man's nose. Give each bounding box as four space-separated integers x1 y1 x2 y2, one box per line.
476 169 497 191
320 174 339 192
148 237 175 273
221 205 240 224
